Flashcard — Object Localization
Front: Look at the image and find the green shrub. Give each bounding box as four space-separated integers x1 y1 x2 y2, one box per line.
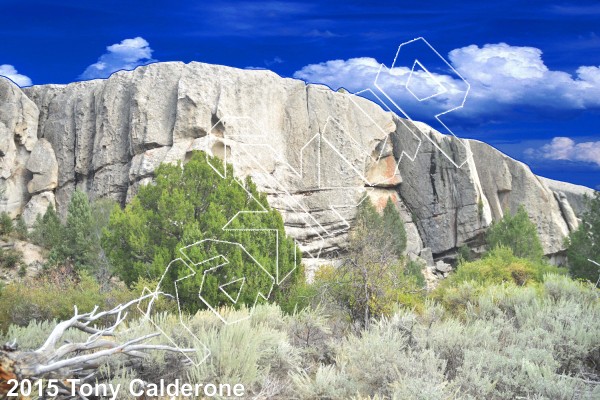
292 275 600 399
102 151 301 312
285 305 335 372
433 247 567 315
0 247 23 269
448 276 600 399
277 265 319 314
487 205 545 261
2 276 599 400
291 365 352 400
311 198 412 326
31 194 119 277
443 246 565 287
457 244 472 263
14 216 28 240
404 258 426 287
566 191 600 281
30 204 63 249
0 266 138 328
0 212 13 237
115 304 301 396
63 190 96 270
543 272 599 304
382 198 407 256
395 287 426 314
1 319 89 351
294 261 427 325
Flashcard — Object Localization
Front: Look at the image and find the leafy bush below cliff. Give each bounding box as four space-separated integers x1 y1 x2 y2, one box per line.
0 265 140 328
102 151 301 313
566 191 600 281
486 205 544 262
432 246 567 314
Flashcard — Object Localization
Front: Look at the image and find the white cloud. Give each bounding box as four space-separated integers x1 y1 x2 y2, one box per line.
305 29 340 38
293 56 466 119
293 43 600 119
549 4 600 16
526 137 600 166
0 64 32 87
294 57 380 91
264 56 283 67
448 43 600 111
80 37 156 80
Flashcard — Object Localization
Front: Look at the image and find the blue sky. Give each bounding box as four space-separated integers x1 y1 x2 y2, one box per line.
1 0 599 189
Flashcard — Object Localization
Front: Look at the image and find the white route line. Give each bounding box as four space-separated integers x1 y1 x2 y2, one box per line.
348 88 422 182
178 239 276 325
405 59 448 102
209 117 376 256
136 258 211 367
219 277 246 304
141 36 474 366
589 259 600 287
372 36 473 169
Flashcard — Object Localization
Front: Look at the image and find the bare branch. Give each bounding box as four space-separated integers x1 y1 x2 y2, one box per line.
36 291 167 355
0 290 193 398
34 332 194 376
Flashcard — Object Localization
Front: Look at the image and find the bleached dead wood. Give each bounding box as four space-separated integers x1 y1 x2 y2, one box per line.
0 292 194 399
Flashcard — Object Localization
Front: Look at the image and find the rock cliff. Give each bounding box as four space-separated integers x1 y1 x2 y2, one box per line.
0 62 595 267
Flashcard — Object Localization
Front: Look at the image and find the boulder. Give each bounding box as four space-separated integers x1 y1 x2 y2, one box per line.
26 138 58 194
470 140 578 255
552 191 579 232
365 155 402 187
419 248 434 267
540 177 594 216
435 260 452 273
0 77 39 217
22 191 55 227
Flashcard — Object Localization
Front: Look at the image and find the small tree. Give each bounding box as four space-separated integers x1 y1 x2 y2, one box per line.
31 193 100 273
486 205 544 262
31 204 63 249
64 190 96 270
382 198 407 256
566 191 600 282
89 198 118 282
102 151 300 312
0 212 13 237
323 197 411 327
14 216 28 240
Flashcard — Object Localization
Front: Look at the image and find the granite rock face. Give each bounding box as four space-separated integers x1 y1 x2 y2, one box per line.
0 62 595 266
540 177 593 217
26 138 58 194
0 78 40 218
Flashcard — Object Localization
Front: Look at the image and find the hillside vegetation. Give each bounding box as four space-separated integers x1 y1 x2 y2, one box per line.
0 151 598 399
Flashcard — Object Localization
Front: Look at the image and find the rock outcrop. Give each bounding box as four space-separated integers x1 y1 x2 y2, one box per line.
22 191 55 227
0 61 595 267
540 177 593 217
0 78 40 218
26 138 58 194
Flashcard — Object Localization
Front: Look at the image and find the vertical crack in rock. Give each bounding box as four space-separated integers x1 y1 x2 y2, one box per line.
429 151 438 203
71 100 79 188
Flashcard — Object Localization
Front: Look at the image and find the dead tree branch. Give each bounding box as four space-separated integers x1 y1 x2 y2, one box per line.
0 291 195 398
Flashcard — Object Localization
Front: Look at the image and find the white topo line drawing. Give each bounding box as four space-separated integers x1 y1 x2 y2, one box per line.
588 259 600 287
139 37 472 366
350 37 473 169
